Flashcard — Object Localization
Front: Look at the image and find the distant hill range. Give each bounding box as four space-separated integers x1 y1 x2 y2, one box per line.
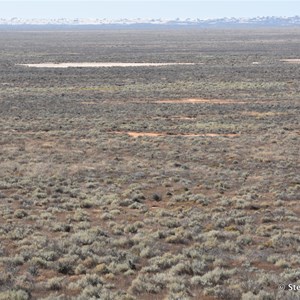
1 16 300 28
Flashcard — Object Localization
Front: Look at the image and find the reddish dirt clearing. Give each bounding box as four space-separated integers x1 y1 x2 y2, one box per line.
111 131 239 138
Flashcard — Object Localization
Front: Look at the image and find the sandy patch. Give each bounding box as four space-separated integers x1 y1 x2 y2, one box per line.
41 142 56 149
121 132 163 137
17 62 195 68
80 101 97 105
112 131 239 138
280 59 300 64
171 116 195 120
156 98 245 104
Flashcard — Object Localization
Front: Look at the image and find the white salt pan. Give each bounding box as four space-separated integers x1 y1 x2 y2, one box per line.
280 59 300 64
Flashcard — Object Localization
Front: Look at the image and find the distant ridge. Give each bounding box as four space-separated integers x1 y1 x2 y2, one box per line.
1 16 300 28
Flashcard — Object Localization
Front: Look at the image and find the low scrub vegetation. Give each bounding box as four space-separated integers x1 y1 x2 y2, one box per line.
0 28 299 299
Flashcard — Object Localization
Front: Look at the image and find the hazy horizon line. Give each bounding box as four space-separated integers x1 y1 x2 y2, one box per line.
2 15 300 19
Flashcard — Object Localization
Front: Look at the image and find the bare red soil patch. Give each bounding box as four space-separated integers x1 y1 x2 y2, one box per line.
112 131 239 138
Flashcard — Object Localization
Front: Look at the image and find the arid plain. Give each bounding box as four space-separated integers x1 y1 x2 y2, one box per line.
0 28 299 299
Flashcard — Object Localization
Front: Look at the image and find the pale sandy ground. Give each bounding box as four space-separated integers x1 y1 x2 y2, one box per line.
17 60 300 68
17 62 196 68
280 59 300 63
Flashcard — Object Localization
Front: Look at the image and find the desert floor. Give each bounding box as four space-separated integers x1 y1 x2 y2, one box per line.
0 28 299 300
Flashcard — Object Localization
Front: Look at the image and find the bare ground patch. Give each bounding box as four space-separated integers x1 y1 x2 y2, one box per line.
171 116 195 120
280 59 300 63
111 131 239 138
155 98 246 104
17 62 196 68
80 101 97 105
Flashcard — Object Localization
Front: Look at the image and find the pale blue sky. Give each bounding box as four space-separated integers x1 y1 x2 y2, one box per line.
0 1 299 19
